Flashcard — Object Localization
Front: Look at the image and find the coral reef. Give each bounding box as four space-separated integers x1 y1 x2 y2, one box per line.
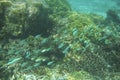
0 0 120 80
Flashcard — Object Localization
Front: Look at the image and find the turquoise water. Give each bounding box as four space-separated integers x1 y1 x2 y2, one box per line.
68 0 120 16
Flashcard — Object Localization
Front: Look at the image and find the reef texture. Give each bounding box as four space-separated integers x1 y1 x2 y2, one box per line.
0 0 120 80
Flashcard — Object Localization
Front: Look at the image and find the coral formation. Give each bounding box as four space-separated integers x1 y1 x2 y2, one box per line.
0 0 120 80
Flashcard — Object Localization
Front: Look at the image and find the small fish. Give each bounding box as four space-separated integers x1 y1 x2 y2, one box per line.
72 28 78 36
34 63 41 67
63 46 70 55
41 38 48 44
47 61 54 66
7 57 21 65
58 43 64 49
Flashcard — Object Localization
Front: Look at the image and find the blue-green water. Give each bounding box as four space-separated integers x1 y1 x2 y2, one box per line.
68 0 120 16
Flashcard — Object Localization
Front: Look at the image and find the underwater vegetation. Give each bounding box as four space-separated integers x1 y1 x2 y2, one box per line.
0 0 120 80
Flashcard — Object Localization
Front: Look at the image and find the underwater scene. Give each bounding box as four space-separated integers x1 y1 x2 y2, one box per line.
0 0 120 80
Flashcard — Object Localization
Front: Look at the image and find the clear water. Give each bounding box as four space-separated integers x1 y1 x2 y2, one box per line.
68 0 120 16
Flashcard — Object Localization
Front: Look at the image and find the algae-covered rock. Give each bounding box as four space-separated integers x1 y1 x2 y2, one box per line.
68 71 95 80
0 0 12 31
0 0 12 7
45 0 71 16
53 11 120 79
0 0 71 40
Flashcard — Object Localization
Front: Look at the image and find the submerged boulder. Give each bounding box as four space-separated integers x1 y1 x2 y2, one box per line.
0 0 71 40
